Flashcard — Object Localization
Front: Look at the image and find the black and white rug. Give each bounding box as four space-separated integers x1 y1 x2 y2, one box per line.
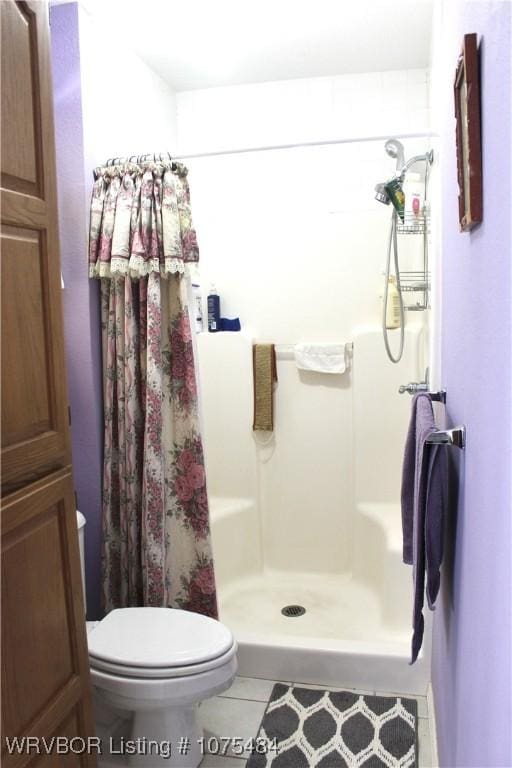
246 684 417 768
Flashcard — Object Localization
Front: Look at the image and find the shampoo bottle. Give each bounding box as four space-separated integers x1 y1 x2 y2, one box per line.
385 276 401 329
191 282 204 333
207 284 221 332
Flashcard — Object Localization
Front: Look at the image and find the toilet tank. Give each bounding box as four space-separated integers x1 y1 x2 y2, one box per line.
76 511 86 601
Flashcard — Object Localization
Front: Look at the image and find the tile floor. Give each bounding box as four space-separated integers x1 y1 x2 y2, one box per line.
200 676 433 767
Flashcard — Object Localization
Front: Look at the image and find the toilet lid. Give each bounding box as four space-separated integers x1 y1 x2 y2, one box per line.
88 608 233 669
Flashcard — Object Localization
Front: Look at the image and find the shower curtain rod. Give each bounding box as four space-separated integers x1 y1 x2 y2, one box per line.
100 132 437 170
173 131 437 161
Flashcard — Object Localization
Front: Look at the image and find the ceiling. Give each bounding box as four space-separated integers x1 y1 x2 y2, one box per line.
78 0 434 91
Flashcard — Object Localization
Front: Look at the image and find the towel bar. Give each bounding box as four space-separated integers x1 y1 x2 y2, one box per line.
426 426 466 449
398 386 447 402
275 342 353 360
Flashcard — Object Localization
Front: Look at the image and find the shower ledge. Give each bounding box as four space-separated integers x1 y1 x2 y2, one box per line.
357 502 404 552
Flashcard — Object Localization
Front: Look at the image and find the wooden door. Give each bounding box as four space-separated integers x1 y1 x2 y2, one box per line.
1 2 96 766
1 0 70 494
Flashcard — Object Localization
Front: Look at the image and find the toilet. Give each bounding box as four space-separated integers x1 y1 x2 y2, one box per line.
77 513 238 768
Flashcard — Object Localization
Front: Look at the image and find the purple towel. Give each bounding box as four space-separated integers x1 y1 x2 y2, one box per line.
401 393 447 663
401 393 435 564
425 445 447 610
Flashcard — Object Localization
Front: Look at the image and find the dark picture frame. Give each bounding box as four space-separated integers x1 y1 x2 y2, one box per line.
454 33 482 231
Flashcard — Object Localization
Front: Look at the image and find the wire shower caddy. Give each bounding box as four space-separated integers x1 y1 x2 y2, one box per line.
397 207 430 311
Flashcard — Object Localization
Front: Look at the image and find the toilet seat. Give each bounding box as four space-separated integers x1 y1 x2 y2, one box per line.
88 607 235 679
89 642 237 679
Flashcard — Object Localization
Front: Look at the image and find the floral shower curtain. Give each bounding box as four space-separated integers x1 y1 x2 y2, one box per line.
88 160 217 618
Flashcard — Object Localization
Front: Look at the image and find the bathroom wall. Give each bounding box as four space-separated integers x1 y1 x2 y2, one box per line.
430 2 512 766
176 69 431 155
50 1 178 618
75 4 177 173
180 71 432 574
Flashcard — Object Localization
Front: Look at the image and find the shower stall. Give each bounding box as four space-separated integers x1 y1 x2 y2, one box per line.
190 136 435 695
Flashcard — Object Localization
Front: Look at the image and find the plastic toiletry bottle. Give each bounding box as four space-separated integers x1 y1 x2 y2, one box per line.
384 177 405 221
404 173 423 218
207 284 221 332
191 282 204 333
385 276 401 329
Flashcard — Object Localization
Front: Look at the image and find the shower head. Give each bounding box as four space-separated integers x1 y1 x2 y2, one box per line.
384 138 405 171
374 182 390 205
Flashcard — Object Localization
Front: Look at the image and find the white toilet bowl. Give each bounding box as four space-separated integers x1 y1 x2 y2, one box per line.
87 607 237 768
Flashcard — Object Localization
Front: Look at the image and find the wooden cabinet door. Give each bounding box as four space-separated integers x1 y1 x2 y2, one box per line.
1 2 97 765
1 0 70 494
1 471 96 768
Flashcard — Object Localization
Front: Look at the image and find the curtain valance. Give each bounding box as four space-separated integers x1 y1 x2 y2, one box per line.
88 161 199 279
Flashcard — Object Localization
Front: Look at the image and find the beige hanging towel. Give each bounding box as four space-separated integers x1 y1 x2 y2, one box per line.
252 344 278 431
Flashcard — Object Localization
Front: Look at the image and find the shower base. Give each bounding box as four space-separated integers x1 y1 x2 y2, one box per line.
211 497 431 696
217 570 430 696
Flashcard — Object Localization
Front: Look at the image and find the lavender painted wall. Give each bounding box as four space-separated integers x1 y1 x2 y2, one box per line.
432 2 512 766
50 2 103 619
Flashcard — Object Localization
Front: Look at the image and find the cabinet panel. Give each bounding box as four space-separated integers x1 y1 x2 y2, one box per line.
1 471 95 768
0 1 42 194
31 709 93 767
1 225 52 446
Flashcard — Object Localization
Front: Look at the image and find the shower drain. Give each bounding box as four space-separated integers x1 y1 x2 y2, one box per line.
281 604 306 617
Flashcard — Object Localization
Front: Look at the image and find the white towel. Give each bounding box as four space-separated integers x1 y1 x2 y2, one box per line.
294 343 347 374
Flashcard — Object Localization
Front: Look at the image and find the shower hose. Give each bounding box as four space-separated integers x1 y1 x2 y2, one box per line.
382 210 405 363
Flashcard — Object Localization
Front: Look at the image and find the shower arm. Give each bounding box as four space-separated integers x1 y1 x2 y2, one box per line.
398 150 434 180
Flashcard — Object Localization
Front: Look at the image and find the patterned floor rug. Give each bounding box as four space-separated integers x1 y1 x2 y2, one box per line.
246 684 417 768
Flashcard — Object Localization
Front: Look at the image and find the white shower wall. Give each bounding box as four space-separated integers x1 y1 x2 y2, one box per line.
182 98 431 576
177 68 431 348
183 70 431 571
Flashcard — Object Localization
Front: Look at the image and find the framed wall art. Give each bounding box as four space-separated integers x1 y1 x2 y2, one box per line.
454 33 482 231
